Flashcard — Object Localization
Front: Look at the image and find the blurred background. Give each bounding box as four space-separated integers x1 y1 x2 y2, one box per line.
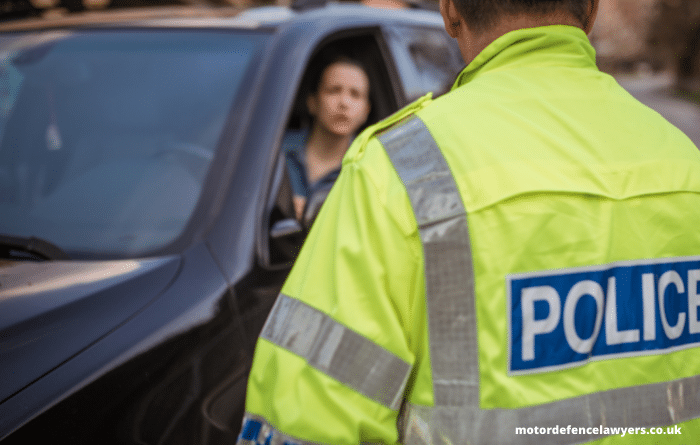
2 0 700 140
4 0 700 86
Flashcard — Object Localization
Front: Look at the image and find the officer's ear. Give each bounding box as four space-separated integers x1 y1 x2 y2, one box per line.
439 0 462 39
583 0 600 34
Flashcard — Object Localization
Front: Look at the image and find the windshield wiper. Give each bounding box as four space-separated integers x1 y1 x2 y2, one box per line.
0 234 71 261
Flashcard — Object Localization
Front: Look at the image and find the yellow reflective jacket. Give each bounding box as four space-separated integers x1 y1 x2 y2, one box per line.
239 25 700 444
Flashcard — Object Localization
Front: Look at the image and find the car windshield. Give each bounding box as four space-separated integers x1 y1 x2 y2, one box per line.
0 28 268 259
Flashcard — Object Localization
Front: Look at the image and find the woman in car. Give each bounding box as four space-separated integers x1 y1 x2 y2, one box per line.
284 53 372 222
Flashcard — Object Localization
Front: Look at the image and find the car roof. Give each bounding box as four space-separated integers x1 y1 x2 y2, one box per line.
0 1 444 32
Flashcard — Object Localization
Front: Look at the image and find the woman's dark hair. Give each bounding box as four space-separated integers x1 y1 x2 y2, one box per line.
452 0 592 33
306 51 371 97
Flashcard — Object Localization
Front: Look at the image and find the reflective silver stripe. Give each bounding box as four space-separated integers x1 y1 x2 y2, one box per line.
261 294 411 410
401 373 700 444
378 114 700 444
237 412 319 445
378 115 478 410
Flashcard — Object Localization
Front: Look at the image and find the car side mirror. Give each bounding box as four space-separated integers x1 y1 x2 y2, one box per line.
270 218 303 239
268 217 305 265
301 185 332 231
261 155 306 268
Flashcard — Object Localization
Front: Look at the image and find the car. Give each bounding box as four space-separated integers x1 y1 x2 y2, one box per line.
0 2 464 444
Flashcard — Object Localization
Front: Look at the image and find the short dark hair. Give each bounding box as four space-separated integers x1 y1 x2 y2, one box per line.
307 52 369 96
452 0 592 33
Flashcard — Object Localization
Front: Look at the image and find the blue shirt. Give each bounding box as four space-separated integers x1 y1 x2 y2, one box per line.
283 129 341 198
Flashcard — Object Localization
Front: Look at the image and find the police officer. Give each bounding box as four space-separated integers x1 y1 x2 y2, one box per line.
238 0 700 443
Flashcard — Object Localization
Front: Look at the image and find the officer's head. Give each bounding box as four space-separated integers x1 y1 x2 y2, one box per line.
439 0 599 63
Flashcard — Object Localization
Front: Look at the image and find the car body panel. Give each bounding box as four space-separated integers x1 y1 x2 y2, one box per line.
0 244 237 442
0 257 181 404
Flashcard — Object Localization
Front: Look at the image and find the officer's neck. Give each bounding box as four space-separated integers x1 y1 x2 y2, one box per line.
452 11 585 66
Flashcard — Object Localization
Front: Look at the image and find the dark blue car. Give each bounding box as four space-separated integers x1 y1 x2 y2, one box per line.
0 2 462 443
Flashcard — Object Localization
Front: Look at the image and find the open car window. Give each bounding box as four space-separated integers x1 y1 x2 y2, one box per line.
262 30 400 268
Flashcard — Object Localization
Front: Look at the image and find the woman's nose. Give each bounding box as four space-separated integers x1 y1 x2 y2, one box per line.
338 91 351 107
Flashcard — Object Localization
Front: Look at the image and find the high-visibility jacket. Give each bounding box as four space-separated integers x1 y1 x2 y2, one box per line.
238 25 700 444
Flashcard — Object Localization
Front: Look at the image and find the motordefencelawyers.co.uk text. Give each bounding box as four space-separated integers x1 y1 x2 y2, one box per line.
515 425 682 437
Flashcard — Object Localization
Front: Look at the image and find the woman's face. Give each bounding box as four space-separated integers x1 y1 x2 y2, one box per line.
307 61 371 137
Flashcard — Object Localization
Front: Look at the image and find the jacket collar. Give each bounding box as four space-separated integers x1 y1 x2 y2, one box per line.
452 25 597 88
